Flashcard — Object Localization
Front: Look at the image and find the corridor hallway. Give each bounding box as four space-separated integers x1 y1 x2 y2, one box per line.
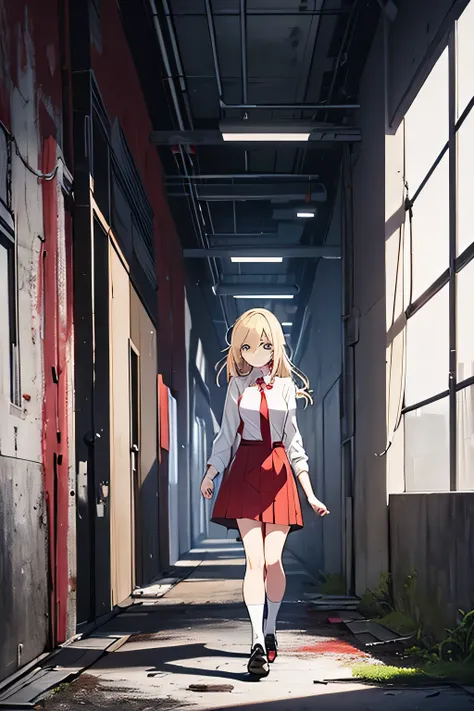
41 540 472 711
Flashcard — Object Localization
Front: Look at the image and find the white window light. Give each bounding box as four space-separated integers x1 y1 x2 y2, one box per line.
233 294 295 299
222 132 310 142
230 257 283 263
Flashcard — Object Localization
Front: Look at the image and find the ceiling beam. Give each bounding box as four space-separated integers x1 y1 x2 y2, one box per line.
165 173 321 181
216 283 299 296
165 9 352 16
194 183 327 201
150 128 361 145
183 246 341 259
205 232 279 238
220 102 360 110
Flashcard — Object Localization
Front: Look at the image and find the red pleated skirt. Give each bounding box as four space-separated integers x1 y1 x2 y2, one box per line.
211 439 304 533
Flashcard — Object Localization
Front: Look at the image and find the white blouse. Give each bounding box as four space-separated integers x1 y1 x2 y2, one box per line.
207 368 309 477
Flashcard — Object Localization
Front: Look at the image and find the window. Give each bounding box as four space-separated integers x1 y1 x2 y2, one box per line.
405 285 449 406
456 108 474 256
0 200 20 407
405 397 450 492
404 48 449 195
409 154 449 299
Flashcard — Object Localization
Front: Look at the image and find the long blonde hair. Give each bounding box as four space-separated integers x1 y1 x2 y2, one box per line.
215 308 313 407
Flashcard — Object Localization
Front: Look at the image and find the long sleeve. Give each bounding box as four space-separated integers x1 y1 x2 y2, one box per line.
283 379 309 476
207 376 241 473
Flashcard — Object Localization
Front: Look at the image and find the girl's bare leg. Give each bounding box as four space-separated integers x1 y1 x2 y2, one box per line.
264 523 290 636
237 518 266 649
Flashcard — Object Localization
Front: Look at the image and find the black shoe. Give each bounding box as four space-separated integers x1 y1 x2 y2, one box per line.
265 633 278 663
247 643 270 677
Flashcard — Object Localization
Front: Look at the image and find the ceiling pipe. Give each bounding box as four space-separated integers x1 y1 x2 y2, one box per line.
149 0 221 294
162 0 194 129
240 0 248 104
204 0 224 101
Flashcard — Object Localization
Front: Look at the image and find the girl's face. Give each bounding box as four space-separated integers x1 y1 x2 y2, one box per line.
240 329 274 369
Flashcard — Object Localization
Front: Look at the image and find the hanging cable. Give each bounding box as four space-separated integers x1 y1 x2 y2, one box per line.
375 181 411 458
0 119 62 182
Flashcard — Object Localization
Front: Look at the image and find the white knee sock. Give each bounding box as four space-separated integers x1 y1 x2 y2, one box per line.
247 603 266 648
264 599 282 636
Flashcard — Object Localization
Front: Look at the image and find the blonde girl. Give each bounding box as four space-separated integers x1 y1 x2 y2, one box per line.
200 308 329 678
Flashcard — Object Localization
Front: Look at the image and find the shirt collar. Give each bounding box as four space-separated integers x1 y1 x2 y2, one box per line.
251 367 273 384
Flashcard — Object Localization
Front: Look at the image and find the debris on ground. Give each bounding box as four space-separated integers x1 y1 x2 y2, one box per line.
188 684 234 693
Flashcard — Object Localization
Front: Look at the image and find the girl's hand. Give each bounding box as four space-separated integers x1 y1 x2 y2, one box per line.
201 475 215 500
307 495 330 517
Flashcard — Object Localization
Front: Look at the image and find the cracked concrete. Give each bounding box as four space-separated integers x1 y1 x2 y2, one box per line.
41 539 474 711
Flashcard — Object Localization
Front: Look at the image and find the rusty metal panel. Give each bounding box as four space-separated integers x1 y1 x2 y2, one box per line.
0 459 48 682
109 243 133 606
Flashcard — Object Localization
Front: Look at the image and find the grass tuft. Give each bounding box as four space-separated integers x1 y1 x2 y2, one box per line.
377 611 418 637
352 664 423 683
352 660 474 686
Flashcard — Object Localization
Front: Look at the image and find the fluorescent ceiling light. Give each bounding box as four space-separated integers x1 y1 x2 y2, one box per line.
222 132 310 142
233 294 294 300
220 121 314 143
230 257 283 263
297 211 315 218
283 333 291 338
281 322 293 327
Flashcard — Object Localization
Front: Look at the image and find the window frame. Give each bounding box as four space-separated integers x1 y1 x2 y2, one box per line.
0 199 21 407
401 14 474 492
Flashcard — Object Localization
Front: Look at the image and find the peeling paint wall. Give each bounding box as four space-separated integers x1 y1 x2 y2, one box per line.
0 0 74 678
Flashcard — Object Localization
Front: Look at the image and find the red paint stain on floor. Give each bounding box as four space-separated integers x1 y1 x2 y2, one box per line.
297 640 367 656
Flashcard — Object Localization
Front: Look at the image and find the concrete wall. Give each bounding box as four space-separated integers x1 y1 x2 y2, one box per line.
287 254 343 579
390 493 474 638
351 20 389 596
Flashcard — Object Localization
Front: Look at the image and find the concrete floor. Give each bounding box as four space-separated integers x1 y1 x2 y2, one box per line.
42 540 474 711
